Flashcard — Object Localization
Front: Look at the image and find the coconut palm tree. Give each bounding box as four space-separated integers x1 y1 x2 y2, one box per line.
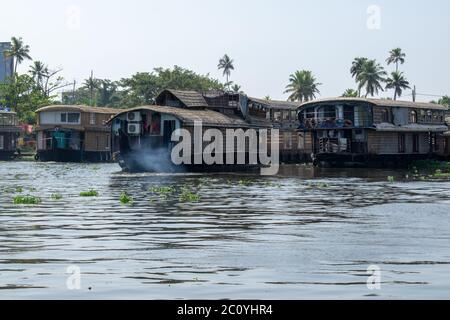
3 37 32 75
29 61 48 89
350 57 368 96
386 48 406 72
284 70 321 102
385 71 411 100
218 54 234 89
83 71 99 106
356 60 387 98
342 89 359 98
231 84 241 93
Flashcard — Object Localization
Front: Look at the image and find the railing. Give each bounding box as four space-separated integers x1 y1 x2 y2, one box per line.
299 117 372 129
38 137 83 150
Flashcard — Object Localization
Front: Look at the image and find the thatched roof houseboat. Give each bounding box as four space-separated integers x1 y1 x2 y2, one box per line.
297 98 448 167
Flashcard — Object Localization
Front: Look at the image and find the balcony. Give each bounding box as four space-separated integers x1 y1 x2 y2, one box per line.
299 117 373 130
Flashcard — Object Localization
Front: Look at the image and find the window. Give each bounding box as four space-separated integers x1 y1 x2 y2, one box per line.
0 135 4 150
68 113 80 123
411 111 417 124
90 113 96 125
413 134 419 153
284 132 293 149
398 134 406 153
380 108 389 123
60 113 67 123
282 111 290 121
266 110 271 120
273 111 281 122
291 111 297 121
106 135 110 150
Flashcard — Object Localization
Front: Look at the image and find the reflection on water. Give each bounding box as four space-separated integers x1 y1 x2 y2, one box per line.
0 162 450 299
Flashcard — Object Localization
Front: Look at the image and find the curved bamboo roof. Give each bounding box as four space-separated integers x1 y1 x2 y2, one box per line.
299 98 448 111
110 105 252 128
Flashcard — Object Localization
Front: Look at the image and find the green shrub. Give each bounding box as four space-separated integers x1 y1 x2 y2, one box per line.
120 192 133 204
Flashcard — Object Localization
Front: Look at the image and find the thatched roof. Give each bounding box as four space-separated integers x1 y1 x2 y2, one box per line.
110 105 252 128
300 98 448 111
156 89 208 108
36 105 126 114
248 97 301 110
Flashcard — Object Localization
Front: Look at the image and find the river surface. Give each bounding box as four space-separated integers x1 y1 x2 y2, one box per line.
0 161 449 299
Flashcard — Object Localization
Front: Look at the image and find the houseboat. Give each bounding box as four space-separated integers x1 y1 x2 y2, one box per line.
35 105 123 162
0 108 21 160
297 98 448 167
109 89 302 172
156 90 303 162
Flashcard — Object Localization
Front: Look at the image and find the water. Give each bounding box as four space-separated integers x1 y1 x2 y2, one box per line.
0 161 450 299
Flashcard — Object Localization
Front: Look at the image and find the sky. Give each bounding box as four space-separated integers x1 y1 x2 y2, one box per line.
1 0 449 102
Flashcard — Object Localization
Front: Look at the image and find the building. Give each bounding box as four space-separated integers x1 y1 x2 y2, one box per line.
0 108 21 160
35 105 124 162
0 42 13 84
297 98 449 167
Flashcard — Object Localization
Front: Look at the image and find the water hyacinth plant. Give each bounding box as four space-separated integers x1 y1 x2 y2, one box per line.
120 192 133 204
79 190 99 197
13 195 42 205
51 193 63 200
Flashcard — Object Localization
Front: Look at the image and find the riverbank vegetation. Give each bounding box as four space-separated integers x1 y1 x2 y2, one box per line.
2 37 448 126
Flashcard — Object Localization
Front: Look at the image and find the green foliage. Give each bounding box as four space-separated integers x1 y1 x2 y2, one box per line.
0 74 51 123
342 89 359 97
385 71 410 100
179 188 201 202
438 96 450 107
119 192 133 204
79 190 99 197
13 195 41 205
51 193 63 200
356 59 387 98
387 176 395 183
284 70 321 102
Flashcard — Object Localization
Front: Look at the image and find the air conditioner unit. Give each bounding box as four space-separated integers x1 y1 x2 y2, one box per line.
127 123 141 135
127 112 141 122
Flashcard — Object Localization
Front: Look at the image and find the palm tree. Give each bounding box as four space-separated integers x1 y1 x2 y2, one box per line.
386 48 406 72
29 61 48 89
356 60 387 98
231 84 241 93
83 71 99 106
284 70 321 102
350 57 368 96
3 37 32 75
218 54 234 89
385 71 411 100
342 89 359 98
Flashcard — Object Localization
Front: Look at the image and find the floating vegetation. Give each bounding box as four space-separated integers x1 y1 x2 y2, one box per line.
150 186 176 195
1 186 24 194
50 193 63 200
238 179 252 186
13 195 41 205
306 182 330 189
79 190 99 197
387 176 395 183
120 192 133 204
179 189 201 203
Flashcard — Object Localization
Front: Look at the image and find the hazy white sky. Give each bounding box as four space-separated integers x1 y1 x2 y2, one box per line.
1 0 449 101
